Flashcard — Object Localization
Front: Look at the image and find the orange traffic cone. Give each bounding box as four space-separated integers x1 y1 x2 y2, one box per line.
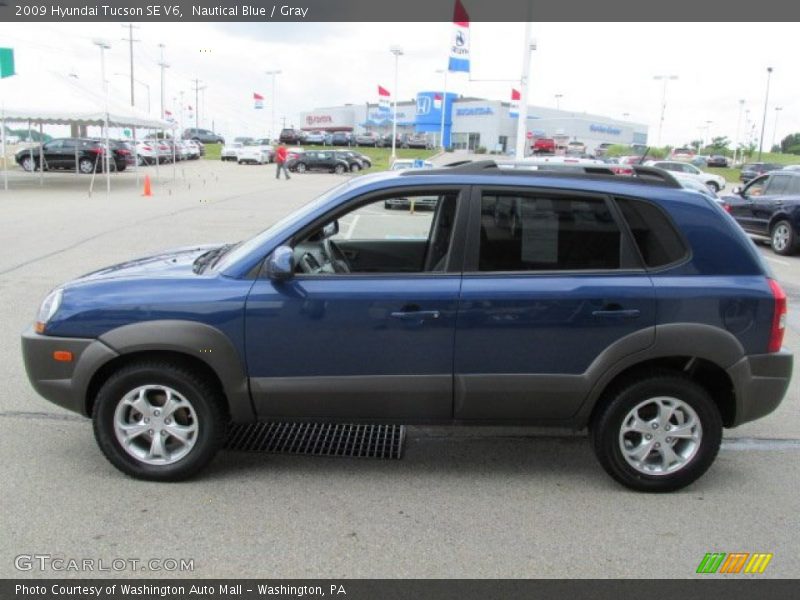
142 175 152 197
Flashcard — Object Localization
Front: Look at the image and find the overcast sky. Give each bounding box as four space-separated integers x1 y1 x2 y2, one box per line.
1 21 796 147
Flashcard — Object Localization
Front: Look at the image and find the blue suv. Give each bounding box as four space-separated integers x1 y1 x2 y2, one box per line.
21 161 792 491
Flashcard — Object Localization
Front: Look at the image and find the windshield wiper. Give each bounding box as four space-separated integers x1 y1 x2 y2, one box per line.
192 243 235 274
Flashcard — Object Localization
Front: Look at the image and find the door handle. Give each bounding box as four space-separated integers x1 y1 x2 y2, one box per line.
592 309 641 319
390 310 441 321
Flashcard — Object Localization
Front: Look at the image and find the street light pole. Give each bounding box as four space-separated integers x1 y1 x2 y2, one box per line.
265 70 281 141
653 74 678 146
93 39 112 195
514 22 535 160
758 67 773 160
158 43 169 120
772 106 783 152
555 93 563 110
733 99 745 166
389 45 403 161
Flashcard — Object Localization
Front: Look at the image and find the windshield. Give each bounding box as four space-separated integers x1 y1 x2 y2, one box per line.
211 180 355 273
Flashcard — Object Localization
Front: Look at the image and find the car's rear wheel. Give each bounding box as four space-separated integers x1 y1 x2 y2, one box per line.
591 371 722 492
771 220 797 256
350 164 360 173
295 162 307 173
93 362 227 481
707 181 720 193
78 158 96 174
334 164 345 174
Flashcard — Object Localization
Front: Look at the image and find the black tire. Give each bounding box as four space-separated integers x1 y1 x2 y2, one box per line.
591 370 722 492
770 220 797 256
92 361 227 481
334 164 345 175
350 164 360 173
20 156 37 172
78 158 95 174
707 181 720 193
295 162 307 173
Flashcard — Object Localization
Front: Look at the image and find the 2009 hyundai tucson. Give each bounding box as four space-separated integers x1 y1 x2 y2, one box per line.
21 161 793 491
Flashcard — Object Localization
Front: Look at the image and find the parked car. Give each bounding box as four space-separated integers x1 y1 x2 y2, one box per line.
180 140 200 160
333 150 367 172
531 137 556 154
706 155 729 168
566 141 586 155
133 141 159 166
245 139 275 163
340 150 372 169
404 134 433 149
107 140 136 168
287 150 350 174
15 138 126 173
691 155 709 167
723 170 800 255
670 147 696 161
740 162 783 183
182 128 224 145
354 132 381 147
672 172 720 201
594 142 614 157
278 128 303 144
220 142 243 162
233 137 255 146
237 145 272 165
379 133 405 148
330 132 353 147
22 159 791 491
302 131 326 145
645 160 726 192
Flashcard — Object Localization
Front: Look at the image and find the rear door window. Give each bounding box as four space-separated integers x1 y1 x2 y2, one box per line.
478 193 623 272
765 174 791 195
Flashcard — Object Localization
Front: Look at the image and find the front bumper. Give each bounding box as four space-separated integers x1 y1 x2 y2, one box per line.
727 350 793 426
21 327 118 416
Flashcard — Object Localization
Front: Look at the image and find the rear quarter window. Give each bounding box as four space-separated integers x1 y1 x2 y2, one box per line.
615 197 688 268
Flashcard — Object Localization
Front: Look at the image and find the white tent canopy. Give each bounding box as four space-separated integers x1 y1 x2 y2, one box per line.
1 70 170 129
1 71 174 192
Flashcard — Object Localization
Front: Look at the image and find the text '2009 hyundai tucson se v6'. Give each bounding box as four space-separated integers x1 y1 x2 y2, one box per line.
22 161 792 492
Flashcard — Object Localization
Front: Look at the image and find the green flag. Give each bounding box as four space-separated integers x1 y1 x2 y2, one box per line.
0 48 15 78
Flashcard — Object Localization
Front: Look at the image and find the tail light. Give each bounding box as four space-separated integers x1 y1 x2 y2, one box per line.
767 279 787 353
88 147 103 155
721 203 732 213
117 149 130 156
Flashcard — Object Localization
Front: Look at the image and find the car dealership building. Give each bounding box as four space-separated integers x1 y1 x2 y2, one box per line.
299 92 648 154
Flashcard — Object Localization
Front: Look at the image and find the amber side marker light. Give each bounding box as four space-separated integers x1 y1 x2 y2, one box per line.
53 351 73 362
35 322 46 334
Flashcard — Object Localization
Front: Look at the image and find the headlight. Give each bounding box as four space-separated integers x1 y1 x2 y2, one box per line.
35 288 63 334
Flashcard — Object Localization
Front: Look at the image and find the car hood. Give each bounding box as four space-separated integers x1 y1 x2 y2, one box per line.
71 244 225 283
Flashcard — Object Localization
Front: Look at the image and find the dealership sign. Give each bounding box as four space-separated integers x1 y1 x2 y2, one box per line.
590 124 622 135
455 107 494 117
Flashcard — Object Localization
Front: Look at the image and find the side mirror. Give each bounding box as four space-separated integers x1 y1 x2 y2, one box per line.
732 186 743 195
322 220 339 238
266 245 295 281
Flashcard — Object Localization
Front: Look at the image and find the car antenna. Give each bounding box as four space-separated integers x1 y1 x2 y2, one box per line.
639 147 650 165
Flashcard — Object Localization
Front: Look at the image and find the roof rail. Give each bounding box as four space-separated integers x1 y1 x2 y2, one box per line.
399 159 682 188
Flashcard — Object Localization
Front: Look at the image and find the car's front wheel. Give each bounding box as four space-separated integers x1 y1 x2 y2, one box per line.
591 371 722 492
334 164 346 174
93 362 227 481
295 162 307 173
771 220 797 256
78 158 96 174
350 164 360 173
20 156 36 172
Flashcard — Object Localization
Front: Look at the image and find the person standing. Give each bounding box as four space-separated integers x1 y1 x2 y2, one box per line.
275 143 290 180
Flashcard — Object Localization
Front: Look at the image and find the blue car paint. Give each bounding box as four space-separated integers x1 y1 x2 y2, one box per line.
38 168 781 422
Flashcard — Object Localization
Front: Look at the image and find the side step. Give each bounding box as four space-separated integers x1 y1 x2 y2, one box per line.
224 422 406 460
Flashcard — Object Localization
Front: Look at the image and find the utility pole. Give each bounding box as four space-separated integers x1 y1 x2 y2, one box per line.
514 22 535 159
158 43 169 120
191 79 205 129
121 24 140 107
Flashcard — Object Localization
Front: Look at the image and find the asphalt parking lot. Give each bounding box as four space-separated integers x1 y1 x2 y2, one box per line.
1 158 798 579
